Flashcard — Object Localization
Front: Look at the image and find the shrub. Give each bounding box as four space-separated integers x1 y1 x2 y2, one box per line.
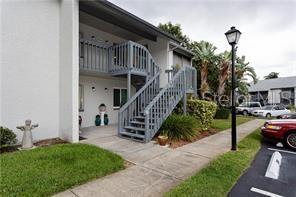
287 104 296 112
187 99 217 130
0 127 17 148
214 108 230 119
161 115 198 141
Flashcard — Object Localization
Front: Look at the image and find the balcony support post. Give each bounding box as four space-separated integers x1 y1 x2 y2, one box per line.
127 70 131 100
183 71 187 115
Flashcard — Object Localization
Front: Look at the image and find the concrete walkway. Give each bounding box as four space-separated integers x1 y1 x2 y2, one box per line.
55 119 264 197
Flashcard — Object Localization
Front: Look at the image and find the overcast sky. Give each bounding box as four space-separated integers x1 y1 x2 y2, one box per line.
110 0 296 80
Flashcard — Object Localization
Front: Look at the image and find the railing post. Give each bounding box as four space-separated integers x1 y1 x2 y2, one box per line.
144 111 149 142
118 110 121 135
127 41 133 99
183 69 187 115
194 68 198 97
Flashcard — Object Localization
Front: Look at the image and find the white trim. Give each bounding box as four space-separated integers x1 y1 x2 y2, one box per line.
250 187 283 197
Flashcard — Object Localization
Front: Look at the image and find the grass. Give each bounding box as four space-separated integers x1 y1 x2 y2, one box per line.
0 143 124 196
211 116 254 131
165 128 262 197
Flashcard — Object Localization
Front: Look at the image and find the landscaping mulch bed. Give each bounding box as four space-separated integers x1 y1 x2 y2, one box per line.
34 138 68 147
153 128 219 149
0 138 68 154
168 128 219 148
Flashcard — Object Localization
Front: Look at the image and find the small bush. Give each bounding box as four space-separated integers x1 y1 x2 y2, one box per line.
161 115 198 141
214 108 230 119
287 104 296 112
0 127 17 148
187 99 217 130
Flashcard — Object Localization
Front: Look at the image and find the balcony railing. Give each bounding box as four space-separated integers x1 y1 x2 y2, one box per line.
79 39 159 78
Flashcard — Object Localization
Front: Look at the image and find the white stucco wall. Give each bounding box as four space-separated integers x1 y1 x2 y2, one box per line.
79 75 135 128
0 0 60 142
268 89 281 104
59 0 79 142
0 0 79 142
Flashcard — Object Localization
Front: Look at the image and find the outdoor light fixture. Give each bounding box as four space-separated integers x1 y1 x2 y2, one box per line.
225 26 241 151
225 26 241 45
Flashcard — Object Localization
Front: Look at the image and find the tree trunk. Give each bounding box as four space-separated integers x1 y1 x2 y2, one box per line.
217 61 230 96
200 63 208 99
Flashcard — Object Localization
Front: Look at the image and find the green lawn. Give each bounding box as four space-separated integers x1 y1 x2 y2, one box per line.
0 144 124 196
211 116 254 131
165 128 262 197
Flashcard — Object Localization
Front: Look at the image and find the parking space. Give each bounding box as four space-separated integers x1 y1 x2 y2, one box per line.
229 139 296 197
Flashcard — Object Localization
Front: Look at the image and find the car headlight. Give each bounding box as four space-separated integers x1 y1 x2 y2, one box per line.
266 125 282 130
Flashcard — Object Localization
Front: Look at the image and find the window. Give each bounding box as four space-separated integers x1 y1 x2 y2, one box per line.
113 88 127 109
79 84 84 112
250 103 260 107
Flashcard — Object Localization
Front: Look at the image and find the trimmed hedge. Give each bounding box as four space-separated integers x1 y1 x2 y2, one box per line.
187 99 217 130
214 108 230 119
161 115 198 141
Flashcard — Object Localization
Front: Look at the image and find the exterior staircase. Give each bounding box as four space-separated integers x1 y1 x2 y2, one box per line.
119 65 196 142
79 39 197 143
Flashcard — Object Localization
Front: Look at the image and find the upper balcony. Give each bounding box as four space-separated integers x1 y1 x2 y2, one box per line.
79 39 159 78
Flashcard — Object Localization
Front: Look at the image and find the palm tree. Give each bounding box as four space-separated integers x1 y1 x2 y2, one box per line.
264 72 279 79
217 51 231 96
235 55 257 95
191 41 217 98
235 56 257 82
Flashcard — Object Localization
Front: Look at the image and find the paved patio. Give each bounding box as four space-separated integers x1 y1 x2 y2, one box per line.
56 119 264 197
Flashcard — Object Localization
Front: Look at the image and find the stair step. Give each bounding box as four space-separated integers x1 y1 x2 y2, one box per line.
125 126 146 132
130 121 145 125
134 116 145 120
119 131 145 139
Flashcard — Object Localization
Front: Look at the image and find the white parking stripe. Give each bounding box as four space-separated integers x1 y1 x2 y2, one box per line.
268 148 296 155
250 187 283 197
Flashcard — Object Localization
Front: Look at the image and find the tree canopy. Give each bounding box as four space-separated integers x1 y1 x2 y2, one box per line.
158 22 258 98
264 72 279 79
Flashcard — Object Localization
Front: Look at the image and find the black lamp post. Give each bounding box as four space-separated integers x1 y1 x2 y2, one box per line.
225 26 241 151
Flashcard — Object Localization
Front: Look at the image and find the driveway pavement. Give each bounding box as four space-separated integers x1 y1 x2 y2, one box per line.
55 119 264 197
229 139 296 197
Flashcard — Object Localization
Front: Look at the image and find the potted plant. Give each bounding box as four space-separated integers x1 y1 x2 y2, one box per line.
158 130 168 146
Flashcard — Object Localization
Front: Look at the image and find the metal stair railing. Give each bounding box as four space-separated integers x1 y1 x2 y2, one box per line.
144 66 196 141
117 42 161 138
109 41 158 78
118 71 161 137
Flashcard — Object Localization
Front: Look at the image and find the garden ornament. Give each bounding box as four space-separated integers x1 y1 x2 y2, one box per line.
16 119 38 149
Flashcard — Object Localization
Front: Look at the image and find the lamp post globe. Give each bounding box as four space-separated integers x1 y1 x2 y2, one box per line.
225 26 241 45
225 26 241 151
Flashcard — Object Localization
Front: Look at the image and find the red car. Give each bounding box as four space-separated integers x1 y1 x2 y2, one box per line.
261 119 296 150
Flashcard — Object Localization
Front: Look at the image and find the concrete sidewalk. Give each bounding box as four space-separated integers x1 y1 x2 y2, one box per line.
55 119 264 197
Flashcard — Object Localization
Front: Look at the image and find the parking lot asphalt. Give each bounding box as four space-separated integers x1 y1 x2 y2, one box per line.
229 139 296 197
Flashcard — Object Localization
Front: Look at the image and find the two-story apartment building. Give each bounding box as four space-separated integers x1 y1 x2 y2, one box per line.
0 0 196 143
